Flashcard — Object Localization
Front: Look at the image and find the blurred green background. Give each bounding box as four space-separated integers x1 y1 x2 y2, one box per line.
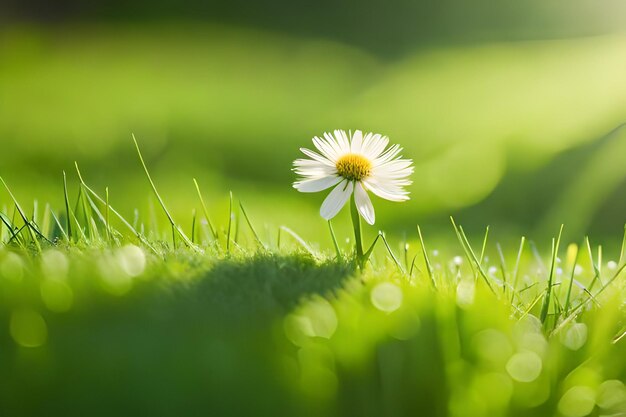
2 0 626 243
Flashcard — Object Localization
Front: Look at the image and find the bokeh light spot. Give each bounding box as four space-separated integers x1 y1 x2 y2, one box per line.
98 253 133 296
370 282 403 313
284 297 337 346
1 252 25 282
10 309 48 348
117 245 146 277
472 329 513 364
40 249 69 280
40 279 74 312
561 323 587 351
558 386 596 417
506 351 542 382
596 380 626 410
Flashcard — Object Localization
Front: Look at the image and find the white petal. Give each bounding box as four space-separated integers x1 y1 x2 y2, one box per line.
374 159 414 172
350 130 363 153
312 137 339 161
300 148 334 166
361 132 373 153
372 162 414 179
367 177 412 192
293 159 335 177
363 179 410 202
320 180 354 220
374 144 403 164
364 135 388 159
354 182 375 225
294 176 341 193
331 130 350 154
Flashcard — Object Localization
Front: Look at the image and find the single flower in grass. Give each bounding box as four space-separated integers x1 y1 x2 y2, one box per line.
293 130 413 225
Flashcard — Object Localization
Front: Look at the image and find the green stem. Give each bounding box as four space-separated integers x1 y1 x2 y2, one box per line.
350 193 364 268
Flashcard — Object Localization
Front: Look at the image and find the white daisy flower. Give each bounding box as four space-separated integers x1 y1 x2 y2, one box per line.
293 130 413 225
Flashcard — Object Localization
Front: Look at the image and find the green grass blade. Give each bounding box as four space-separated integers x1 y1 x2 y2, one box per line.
380 232 405 274
74 163 158 253
0 212 22 247
479 225 490 265
363 234 381 261
563 242 580 316
619 224 626 265
0 176 41 252
417 225 435 288
63 171 73 240
132 134 196 250
105 187 112 242
496 243 508 295
226 191 233 253
409 254 420 277
540 224 564 324
510 236 526 302
192 179 219 241
49 208 69 242
239 201 265 249
191 209 196 245
279 226 315 257
450 217 495 294
328 220 341 260
41 203 51 238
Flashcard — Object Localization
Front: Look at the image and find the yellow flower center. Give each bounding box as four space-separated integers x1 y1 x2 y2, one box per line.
335 153 372 181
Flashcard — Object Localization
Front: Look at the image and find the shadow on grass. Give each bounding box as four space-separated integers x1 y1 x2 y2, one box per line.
181 253 355 323
0 253 355 417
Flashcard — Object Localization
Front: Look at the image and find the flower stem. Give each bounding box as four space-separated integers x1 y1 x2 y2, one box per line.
350 193 364 269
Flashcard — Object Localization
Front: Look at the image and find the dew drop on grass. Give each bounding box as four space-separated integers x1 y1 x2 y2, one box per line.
456 279 475 309
506 351 542 382
558 386 596 417
596 380 626 409
10 309 47 348
561 322 588 351
370 282 403 313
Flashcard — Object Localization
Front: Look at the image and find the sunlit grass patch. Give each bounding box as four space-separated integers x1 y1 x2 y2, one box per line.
0 141 625 417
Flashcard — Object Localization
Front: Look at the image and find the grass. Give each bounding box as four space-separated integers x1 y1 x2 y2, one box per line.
0 142 625 417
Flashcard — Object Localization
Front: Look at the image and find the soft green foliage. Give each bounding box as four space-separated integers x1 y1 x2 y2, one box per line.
2 25 626 238
0 166 625 417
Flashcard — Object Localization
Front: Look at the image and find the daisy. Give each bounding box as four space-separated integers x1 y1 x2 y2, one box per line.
293 130 413 225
